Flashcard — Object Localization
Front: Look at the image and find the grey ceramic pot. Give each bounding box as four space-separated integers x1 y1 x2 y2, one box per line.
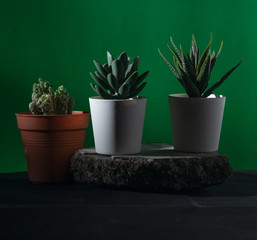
169 94 226 152
89 97 146 155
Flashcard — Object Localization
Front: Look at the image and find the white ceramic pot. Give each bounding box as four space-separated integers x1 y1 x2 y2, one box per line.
89 97 147 155
169 94 226 152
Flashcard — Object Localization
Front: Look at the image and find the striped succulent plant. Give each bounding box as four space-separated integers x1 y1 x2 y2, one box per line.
90 51 149 99
158 34 242 98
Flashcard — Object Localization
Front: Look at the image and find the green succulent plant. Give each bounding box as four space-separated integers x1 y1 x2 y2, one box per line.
90 51 149 99
158 34 242 98
29 78 74 115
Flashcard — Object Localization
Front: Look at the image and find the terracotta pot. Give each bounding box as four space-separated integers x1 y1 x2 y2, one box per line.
16 111 90 183
89 97 146 155
169 94 226 152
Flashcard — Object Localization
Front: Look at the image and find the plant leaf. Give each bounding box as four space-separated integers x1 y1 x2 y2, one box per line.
167 44 182 66
131 57 139 72
188 53 194 67
180 45 197 83
90 72 111 90
170 36 181 58
191 34 198 68
158 48 180 80
173 55 177 66
112 59 125 84
107 73 119 92
102 64 109 74
176 63 200 97
107 51 113 67
128 82 147 98
196 52 211 95
118 83 130 98
90 83 112 99
196 33 213 76
124 57 139 80
133 71 149 89
211 50 216 59
173 56 183 72
95 71 107 82
118 52 129 70
122 71 138 89
210 41 223 71
202 58 243 98
175 62 185 87
93 60 107 77
196 48 200 68
125 64 132 78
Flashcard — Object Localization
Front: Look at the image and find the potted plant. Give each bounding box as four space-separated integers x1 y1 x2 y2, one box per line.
16 79 90 183
89 51 149 155
158 34 242 152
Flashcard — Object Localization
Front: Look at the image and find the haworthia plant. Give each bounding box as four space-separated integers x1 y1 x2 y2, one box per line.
90 51 149 99
29 78 74 115
158 34 242 98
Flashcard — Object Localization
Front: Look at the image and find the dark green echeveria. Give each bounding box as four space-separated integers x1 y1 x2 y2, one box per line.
90 51 149 99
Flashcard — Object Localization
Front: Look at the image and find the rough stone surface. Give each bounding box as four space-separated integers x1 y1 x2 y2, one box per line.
70 143 233 192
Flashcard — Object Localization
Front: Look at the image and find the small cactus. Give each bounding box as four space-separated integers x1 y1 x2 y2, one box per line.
158 34 242 98
29 78 74 115
90 51 149 99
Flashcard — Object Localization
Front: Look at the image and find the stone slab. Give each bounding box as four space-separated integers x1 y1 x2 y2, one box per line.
70 143 233 191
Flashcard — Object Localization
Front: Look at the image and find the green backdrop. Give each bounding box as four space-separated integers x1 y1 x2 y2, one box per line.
0 0 254 172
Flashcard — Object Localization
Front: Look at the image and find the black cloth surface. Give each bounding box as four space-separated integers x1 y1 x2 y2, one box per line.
0 171 257 240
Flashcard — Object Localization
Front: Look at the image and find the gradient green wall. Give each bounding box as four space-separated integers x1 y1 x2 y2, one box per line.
0 0 254 172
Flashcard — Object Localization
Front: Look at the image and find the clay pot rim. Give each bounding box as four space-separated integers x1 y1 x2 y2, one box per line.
89 96 146 102
169 93 225 100
16 111 90 117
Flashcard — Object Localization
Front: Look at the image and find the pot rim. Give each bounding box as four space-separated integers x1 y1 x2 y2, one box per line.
169 93 225 99
89 96 146 102
15 111 90 117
